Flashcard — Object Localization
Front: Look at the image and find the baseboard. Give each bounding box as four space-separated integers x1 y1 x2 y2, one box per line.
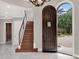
73 53 79 58
38 48 42 52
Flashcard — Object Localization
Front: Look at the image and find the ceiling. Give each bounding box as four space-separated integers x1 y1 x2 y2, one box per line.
0 0 63 8
0 0 34 8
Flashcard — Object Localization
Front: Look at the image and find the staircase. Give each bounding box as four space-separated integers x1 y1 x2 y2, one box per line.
16 21 38 52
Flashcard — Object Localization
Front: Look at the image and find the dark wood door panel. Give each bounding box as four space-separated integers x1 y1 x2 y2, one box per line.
42 5 57 52
6 23 12 42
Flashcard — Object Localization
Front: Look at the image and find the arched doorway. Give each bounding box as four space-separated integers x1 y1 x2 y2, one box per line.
57 3 73 55
42 5 57 52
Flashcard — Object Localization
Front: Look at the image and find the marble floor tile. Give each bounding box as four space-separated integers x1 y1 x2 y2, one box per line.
0 44 78 59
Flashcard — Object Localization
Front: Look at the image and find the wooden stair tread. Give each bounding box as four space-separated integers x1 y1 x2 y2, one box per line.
16 21 38 52
16 48 38 52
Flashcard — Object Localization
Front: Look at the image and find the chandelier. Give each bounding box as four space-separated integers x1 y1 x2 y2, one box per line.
29 0 50 7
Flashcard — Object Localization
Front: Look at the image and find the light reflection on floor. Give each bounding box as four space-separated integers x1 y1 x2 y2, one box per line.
0 44 77 59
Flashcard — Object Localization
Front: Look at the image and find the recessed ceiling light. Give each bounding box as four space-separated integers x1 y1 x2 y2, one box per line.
5 12 8 14
7 5 10 8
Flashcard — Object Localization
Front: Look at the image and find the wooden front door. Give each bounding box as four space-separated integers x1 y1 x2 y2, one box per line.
6 23 12 43
42 5 57 52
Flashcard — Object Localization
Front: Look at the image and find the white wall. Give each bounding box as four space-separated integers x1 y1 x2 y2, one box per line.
12 19 28 45
0 0 26 19
0 20 5 44
72 0 79 57
12 20 22 45
26 8 34 21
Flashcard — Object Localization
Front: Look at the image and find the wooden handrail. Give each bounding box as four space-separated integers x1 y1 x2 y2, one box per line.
19 18 24 45
19 10 27 46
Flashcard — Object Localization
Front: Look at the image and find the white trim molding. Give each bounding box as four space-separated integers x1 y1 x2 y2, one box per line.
73 54 79 58
56 0 75 57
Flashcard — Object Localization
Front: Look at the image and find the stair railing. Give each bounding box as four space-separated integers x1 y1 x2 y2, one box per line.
19 10 27 48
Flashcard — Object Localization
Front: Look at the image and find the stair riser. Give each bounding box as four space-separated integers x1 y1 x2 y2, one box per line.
22 40 33 42
24 32 32 34
23 35 33 37
26 26 33 28
21 43 33 45
16 48 37 52
16 21 38 52
23 37 33 39
21 47 33 49
25 30 32 32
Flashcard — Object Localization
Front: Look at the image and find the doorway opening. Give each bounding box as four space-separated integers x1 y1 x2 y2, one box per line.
57 3 73 55
6 23 12 45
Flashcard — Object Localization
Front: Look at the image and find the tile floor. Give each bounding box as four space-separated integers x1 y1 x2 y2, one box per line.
0 44 78 59
58 46 73 55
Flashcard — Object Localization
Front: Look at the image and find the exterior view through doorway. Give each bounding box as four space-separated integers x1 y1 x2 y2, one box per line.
57 2 73 55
